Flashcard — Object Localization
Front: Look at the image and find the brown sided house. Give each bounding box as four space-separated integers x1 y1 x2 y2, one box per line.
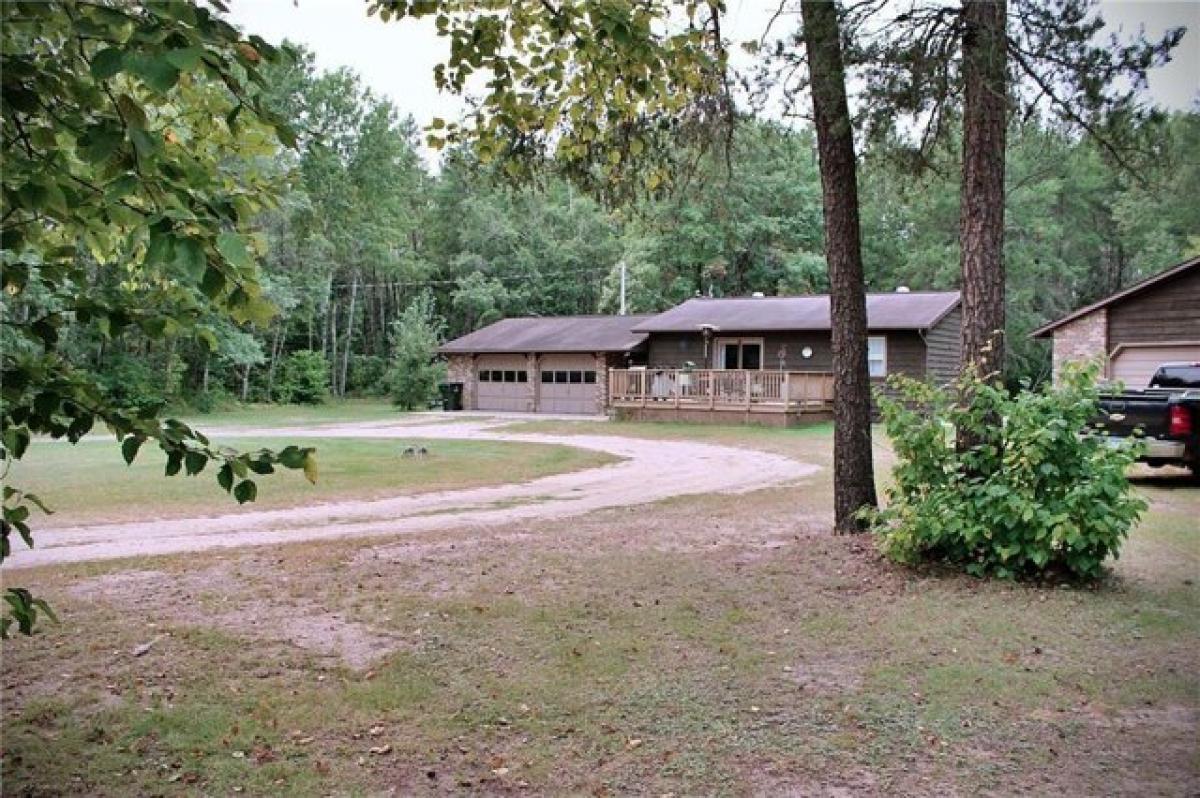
1032 256 1200 387
439 315 652 414
438 290 962 421
605 290 962 424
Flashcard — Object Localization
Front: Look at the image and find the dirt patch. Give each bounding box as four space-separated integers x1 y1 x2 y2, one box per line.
70 566 403 670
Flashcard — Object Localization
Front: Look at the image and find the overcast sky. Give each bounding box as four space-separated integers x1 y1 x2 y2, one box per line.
225 0 1200 160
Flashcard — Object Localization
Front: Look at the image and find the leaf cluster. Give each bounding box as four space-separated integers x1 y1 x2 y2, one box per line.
867 363 1148 580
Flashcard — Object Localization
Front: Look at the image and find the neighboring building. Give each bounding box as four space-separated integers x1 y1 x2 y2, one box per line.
438 290 962 420
438 315 652 414
1032 256 1200 387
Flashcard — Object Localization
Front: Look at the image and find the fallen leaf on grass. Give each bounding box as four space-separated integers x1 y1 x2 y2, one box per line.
368 744 392 755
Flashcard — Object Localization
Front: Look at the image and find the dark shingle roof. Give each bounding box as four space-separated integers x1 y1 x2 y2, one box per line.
438 314 654 354
1030 256 1199 338
630 291 961 333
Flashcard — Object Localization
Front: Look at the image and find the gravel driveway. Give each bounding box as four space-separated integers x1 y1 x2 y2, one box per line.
9 417 819 568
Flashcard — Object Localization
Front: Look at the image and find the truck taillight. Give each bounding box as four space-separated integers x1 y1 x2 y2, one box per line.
1168 405 1193 437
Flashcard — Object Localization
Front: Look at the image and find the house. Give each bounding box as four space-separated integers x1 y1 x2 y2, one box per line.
439 290 962 423
612 290 961 425
1031 256 1200 387
439 315 652 414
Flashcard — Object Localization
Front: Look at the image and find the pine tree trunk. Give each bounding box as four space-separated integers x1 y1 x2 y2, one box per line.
800 0 878 532
959 0 1008 383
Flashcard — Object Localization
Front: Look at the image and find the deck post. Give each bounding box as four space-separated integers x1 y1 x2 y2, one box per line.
782 372 791 410
745 370 751 410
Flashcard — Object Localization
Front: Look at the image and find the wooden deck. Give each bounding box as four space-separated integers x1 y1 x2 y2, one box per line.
608 369 835 426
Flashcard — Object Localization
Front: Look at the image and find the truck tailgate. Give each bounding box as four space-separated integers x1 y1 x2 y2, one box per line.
1095 391 1176 437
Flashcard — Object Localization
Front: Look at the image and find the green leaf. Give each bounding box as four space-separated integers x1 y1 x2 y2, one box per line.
184 450 208 476
90 47 125 79
174 237 207 281
217 462 234 493
302 452 318 485
132 55 181 93
121 435 144 465
233 480 257 504
277 445 306 469
216 232 252 271
79 125 124 164
164 47 204 70
129 128 160 159
164 450 183 477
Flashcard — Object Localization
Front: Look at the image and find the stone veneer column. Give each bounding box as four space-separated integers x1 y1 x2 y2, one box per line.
594 352 611 414
1051 308 1107 383
526 353 539 412
444 354 476 410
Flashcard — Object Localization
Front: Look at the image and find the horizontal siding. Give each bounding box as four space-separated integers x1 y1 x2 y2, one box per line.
924 306 962 385
647 333 707 367
1107 267 1200 346
646 330 926 381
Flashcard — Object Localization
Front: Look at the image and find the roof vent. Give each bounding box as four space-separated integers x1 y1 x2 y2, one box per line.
895 286 911 293
751 291 765 298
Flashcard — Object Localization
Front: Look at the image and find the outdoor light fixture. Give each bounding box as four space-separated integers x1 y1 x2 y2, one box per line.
801 346 814 359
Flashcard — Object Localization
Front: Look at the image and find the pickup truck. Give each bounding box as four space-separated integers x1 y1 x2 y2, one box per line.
1095 363 1200 477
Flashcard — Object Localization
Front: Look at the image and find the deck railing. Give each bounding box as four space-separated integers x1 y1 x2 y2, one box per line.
609 369 835 412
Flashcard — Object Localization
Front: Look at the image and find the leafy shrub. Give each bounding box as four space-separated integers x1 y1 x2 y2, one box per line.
868 364 1146 580
189 386 238 414
275 350 329 405
98 353 185 415
389 292 446 410
346 354 389 396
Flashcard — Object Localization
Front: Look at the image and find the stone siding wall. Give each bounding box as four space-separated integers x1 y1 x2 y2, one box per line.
444 354 475 410
1051 308 1107 382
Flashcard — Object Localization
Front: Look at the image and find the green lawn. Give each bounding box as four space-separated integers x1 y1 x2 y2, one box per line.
12 436 618 527
3 421 1197 796
177 398 414 428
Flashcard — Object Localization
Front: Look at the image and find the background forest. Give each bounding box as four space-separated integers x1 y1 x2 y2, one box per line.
51 45 1200 411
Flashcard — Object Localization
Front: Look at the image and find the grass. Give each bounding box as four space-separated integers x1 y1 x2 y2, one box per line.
12 436 618 527
3 418 1197 796
177 398 412 428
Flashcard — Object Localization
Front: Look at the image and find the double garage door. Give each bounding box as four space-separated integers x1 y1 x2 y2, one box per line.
474 354 600 414
539 354 599 414
1110 344 1200 388
475 355 531 412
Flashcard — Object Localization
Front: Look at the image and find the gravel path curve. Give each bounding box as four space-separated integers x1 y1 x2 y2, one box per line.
9 417 820 569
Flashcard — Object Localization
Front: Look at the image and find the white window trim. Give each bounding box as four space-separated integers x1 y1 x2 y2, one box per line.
713 337 765 370
868 335 888 378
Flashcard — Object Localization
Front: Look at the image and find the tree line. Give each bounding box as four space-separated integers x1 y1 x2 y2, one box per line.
40 42 1199 416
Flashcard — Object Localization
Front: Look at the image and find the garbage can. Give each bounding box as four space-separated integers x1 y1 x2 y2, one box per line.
439 382 464 411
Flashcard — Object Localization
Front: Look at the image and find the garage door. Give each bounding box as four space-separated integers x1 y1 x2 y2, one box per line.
476 355 531 412
1110 344 1200 388
539 354 600 414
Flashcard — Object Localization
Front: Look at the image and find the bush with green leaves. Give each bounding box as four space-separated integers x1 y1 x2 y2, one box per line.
388 292 447 410
97 352 185 416
347 354 390 396
275 350 329 405
867 364 1146 580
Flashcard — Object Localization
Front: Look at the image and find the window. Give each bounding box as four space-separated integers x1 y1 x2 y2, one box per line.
716 338 764 370
583 371 597 384
517 371 528 383
541 371 553 383
503 370 517 382
556 371 568 383
480 370 491 382
569 371 583 384
868 336 887 377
